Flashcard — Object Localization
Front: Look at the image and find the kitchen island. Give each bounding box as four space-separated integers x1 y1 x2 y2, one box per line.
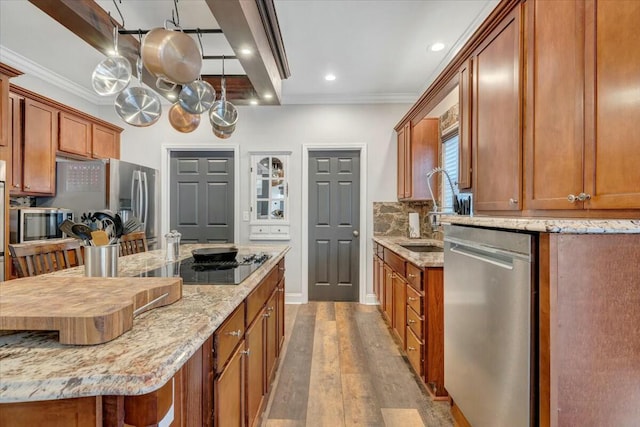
0 243 289 426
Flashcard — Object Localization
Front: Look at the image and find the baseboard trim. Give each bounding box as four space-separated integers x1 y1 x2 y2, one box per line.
284 293 304 304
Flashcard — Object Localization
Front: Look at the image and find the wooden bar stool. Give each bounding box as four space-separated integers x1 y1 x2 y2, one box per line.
9 240 84 278
118 231 148 256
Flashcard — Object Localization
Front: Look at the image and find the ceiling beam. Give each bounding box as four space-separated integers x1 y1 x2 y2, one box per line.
27 0 260 103
205 0 284 105
201 75 258 106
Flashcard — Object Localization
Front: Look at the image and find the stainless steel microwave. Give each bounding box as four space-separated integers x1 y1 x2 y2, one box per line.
9 208 74 243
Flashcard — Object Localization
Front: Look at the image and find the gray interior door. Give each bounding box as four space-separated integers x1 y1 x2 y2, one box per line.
170 151 234 243
308 150 360 301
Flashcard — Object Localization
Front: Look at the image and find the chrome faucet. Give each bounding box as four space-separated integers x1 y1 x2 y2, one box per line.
426 167 459 231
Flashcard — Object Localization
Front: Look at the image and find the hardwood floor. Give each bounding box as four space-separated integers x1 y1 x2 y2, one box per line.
262 302 453 427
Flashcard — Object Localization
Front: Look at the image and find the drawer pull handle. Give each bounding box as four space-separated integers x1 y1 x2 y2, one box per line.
25 185 30 189
408 274 416 278
226 329 242 337
267 306 274 312
264 313 271 318
408 297 417 301
408 319 416 324
241 349 251 356
408 346 416 351
279 267 285 271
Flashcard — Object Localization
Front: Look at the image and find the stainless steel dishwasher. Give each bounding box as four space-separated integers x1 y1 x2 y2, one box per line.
444 224 535 427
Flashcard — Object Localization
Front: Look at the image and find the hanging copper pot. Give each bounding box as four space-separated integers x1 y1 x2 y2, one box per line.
169 102 200 133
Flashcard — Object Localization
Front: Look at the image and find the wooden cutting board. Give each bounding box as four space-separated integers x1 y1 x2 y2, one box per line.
0 277 182 345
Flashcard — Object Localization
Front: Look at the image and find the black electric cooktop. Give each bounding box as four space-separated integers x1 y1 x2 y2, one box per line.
137 253 272 285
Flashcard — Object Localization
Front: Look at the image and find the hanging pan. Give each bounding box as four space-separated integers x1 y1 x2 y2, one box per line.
92 26 132 96
178 31 216 114
169 102 200 133
115 44 162 127
209 56 238 138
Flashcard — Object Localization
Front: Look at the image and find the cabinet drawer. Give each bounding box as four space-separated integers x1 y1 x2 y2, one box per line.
406 263 423 291
214 303 246 374
406 305 423 339
406 328 424 377
247 265 279 323
406 285 423 315
384 248 405 277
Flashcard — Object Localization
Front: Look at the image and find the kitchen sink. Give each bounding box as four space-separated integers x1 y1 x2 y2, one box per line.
399 244 444 253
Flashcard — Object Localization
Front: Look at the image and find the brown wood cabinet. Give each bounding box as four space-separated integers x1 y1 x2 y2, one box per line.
374 241 446 399
245 307 265 427
8 92 22 192
215 342 244 427
539 233 640 426
91 123 120 159
458 58 472 190
22 97 57 195
59 111 91 157
472 4 523 212
525 0 640 211
397 119 439 201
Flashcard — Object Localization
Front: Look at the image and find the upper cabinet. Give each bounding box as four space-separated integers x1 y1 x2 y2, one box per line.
250 153 291 240
397 118 439 201
526 0 640 210
21 97 58 195
472 4 523 212
457 58 472 191
9 85 122 196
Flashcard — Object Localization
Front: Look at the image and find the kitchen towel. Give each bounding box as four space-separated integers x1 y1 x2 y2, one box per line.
408 212 420 238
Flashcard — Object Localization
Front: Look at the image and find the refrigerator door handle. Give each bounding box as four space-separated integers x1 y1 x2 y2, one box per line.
131 170 140 219
141 172 149 229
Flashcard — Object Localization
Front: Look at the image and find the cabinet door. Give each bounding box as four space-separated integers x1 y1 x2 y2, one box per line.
276 278 285 353
584 0 640 209
410 118 439 200
525 0 585 210
23 98 57 195
458 58 472 190
473 5 523 211
393 274 407 349
265 290 278 390
373 256 380 303
59 112 91 157
214 343 244 427
383 264 393 323
0 74 8 147
397 126 406 199
245 312 265 427
402 122 411 198
92 123 120 159
8 92 22 193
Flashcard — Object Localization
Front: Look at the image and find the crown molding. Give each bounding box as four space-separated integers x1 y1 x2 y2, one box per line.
0 46 109 105
281 92 417 105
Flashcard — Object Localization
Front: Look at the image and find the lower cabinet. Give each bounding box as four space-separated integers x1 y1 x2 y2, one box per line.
373 241 447 399
245 308 265 427
215 343 245 427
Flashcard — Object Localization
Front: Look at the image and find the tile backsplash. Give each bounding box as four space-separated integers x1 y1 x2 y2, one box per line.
373 201 442 240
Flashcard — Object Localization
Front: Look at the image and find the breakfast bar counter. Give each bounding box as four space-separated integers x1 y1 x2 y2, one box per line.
0 244 289 404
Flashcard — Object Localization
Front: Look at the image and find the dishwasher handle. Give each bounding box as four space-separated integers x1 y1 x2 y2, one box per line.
448 245 514 270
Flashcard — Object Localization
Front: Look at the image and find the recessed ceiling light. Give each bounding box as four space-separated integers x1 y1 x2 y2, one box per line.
240 48 252 55
264 93 273 100
325 74 336 81
250 99 258 105
430 43 445 52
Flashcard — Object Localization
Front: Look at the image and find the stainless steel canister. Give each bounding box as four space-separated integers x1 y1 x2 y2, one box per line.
84 244 119 277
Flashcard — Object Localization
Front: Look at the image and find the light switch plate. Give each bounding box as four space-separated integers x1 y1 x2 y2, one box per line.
242 211 250 221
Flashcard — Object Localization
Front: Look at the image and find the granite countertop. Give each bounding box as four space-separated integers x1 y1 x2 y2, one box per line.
373 236 444 268
440 215 640 234
0 244 289 403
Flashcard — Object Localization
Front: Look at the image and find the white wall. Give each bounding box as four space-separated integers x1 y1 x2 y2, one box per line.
99 103 411 303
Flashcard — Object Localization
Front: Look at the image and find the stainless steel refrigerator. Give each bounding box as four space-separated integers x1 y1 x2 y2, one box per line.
40 159 160 249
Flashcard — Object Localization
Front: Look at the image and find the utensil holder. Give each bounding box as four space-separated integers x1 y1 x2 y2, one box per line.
85 244 119 277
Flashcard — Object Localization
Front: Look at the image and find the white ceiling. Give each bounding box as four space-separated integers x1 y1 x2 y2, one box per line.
0 0 497 105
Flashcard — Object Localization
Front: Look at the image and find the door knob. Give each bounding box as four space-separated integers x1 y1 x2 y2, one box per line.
353 230 359 237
